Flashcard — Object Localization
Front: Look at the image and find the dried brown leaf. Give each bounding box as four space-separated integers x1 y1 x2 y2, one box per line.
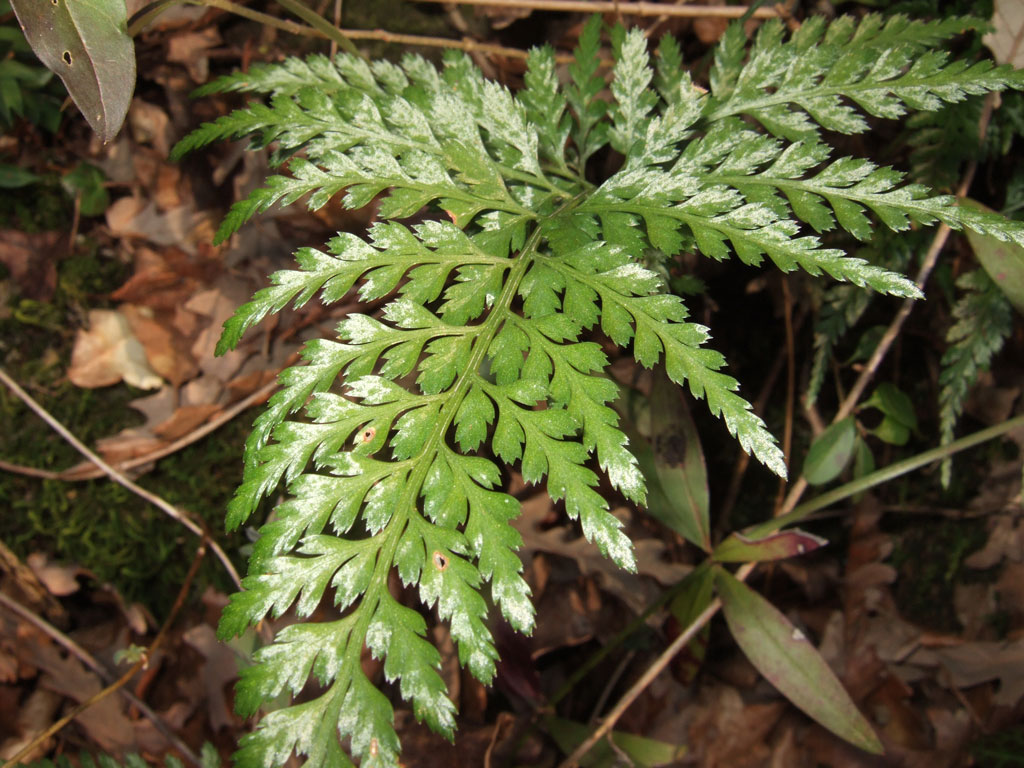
182 623 238 731
516 495 689 616
984 0 1024 67
128 99 174 157
26 553 82 597
964 514 1024 569
909 638 1024 707
0 689 61 762
121 303 199 386
167 28 221 83
106 197 216 254
68 309 163 390
152 403 220 441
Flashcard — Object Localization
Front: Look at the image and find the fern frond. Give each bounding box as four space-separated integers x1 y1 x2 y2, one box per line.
172 12 1024 767
705 15 1024 141
565 14 610 173
939 270 1013 486
191 54 348 98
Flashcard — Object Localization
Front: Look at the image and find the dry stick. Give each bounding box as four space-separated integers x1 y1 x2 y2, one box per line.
0 376 280 482
777 93 997 518
338 26 550 60
775 275 796 514
0 368 241 590
128 0 540 59
0 545 209 766
409 0 780 19
331 0 343 57
557 562 754 768
0 459 59 480
62 376 281 481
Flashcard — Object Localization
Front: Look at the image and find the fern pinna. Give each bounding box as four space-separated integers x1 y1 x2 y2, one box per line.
174 14 1024 767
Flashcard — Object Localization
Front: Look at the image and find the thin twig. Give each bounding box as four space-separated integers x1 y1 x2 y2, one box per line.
129 0 544 60
0 459 60 480
0 374 278 482
775 275 796 513
0 540 206 768
716 308 806 533
275 0 362 58
338 26 552 60
547 576 691 706
60 376 282 481
0 543 207 767
776 93 997 518
0 367 241 590
587 649 635 724
331 0 343 57
410 0 780 19
558 562 754 768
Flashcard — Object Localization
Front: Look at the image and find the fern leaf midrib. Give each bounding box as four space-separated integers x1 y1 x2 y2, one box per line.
580 199 778 259
217 100 570 204
330 225 542 723
706 64 999 123
708 171 956 224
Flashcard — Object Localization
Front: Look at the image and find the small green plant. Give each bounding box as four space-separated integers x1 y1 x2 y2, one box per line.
167 13 1024 767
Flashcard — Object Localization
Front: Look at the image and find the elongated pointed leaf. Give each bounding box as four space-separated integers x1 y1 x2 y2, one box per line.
714 567 883 754
11 0 135 141
961 198 1024 313
545 716 686 767
619 369 711 550
713 529 827 563
803 415 856 485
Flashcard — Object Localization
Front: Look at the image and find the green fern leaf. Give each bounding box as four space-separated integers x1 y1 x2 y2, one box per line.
170 12 1024 767
705 15 1024 141
939 270 1013 486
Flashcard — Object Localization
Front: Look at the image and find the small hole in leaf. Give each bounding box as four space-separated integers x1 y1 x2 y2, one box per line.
62 50 72 65
369 738 378 758
359 427 375 444
432 551 449 571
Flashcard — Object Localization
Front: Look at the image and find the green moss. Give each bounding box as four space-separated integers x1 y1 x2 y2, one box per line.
0 238 246 616
0 181 71 232
970 725 1024 767
0 384 252 614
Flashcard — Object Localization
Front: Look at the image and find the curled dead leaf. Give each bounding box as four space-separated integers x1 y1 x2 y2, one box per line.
68 309 163 390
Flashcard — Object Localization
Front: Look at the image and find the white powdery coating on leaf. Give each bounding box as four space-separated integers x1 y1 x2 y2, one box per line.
365 617 392 658
605 262 657 283
582 512 637 572
738 416 788 478
342 315 384 343
384 297 434 329
328 453 362 476
347 375 400 403
334 232 377 261
606 458 645 499
494 582 535 632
